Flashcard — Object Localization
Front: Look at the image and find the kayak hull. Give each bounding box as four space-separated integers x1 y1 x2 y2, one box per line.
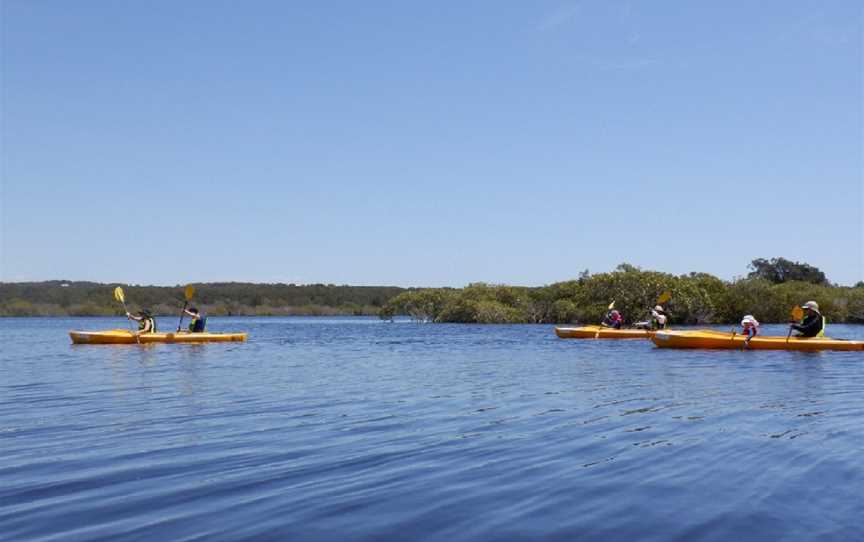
555 326 652 339
70 329 248 345
652 330 864 352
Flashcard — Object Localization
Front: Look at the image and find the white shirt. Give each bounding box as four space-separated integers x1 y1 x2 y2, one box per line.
651 310 667 325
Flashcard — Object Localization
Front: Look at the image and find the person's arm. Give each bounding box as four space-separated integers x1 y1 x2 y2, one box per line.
791 315 819 334
127 312 141 322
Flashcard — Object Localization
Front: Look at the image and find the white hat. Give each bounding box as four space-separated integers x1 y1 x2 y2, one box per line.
653 305 665 313
741 315 759 326
801 301 820 312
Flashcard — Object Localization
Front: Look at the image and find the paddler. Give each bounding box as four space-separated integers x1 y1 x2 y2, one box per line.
127 309 157 334
790 301 825 338
183 307 207 333
741 315 760 346
601 309 623 329
650 305 668 330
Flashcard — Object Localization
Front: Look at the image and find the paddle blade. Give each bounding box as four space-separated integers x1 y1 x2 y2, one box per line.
608 301 615 310
791 306 804 321
656 291 672 305
114 286 125 303
184 285 195 301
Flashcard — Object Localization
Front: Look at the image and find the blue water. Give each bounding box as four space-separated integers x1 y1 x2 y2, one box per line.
1 317 862 541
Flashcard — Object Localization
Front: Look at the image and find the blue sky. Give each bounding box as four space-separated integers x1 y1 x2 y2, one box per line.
2 1 862 286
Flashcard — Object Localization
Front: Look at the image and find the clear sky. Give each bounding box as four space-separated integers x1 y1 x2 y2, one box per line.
2 1 862 286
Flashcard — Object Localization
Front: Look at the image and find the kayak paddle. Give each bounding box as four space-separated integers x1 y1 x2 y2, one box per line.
177 285 196 332
114 286 139 343
786 306 804 343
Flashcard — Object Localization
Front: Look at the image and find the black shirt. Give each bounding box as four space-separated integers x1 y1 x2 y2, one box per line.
792 312 823 338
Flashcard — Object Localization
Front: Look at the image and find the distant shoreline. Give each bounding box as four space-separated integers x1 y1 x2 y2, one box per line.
0 281 403 318
4 262 863 325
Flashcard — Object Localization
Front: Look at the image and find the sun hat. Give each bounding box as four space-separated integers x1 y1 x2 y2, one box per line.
741 315 759 326
801 301 820 312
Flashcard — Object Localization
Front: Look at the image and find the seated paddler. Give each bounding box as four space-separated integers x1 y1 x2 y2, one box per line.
601 309 623 329
650 305 668 330
127 309 157 334
790 301 825 338
740 315 760 344
184 307 207 333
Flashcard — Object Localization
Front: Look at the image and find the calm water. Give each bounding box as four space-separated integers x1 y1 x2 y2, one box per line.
1 317 862 541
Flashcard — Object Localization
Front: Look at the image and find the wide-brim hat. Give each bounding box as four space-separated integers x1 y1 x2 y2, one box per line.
801 301 820 313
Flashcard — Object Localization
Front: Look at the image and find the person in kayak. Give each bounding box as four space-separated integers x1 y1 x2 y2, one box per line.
650 305 668 329
184 307 207 333
790 301 825 338
740 315 760 346
127 309 156 334
601 309 623 329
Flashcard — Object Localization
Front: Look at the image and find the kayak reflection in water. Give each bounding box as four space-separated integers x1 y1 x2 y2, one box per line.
600 309 623 329
790 301 825 338
127 309 157 334
183 307 207 333
740 315 760 348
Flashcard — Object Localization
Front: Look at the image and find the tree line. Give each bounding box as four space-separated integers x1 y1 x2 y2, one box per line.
379 259 864 325
2 258 862 323
0 281 404 317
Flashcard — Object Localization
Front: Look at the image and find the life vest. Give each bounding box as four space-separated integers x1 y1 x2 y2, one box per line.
138 317 156 333
188 316 206 333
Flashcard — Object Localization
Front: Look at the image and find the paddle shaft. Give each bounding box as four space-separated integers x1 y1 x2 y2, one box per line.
177 301 189 332
119 300 140 344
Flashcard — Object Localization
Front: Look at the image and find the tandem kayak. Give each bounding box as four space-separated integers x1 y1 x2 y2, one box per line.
555 325 653 339
70 329 248 345
652 330 864 352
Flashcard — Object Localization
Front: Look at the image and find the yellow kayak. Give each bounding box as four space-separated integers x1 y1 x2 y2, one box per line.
70 329 248 345
652 330 864 352
555 325 653 339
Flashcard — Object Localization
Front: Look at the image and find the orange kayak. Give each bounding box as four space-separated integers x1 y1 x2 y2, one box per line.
555 325 653 339
70 329 248 344
652 330 864 352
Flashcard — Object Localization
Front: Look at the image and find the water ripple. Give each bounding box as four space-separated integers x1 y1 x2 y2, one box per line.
1 318 862 541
